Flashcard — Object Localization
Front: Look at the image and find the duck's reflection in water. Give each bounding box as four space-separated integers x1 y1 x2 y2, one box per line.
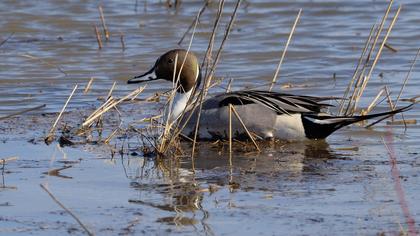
126 140 342 232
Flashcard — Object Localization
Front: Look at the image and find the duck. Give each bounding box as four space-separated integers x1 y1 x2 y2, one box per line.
127 49 413 141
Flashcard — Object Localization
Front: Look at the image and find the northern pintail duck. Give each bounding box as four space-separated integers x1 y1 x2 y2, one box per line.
128 49 413 140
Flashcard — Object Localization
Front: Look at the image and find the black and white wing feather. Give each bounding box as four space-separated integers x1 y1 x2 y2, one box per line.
216 90 335 115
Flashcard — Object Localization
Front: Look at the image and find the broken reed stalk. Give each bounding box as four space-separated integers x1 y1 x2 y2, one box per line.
269 8 302 92
229 104 233 153
338 24 376 115
120 32 126 51
98 5 109 41
104 128 119 144
107 81 117 99
191 0 241 158
230 105 260 152
178 0 209 45
158 54 179 154
384 43 398 53
347 4 400 115
21 54 67 76
159 44 194 154
355 6 401 105
394 48 420 109
0 32 14 48
94 25 103 49
45 84 78 143
82 86 145 128
0 104 46 121
342 0 393 115
40 184 94 236
362 87 385 115
158 12 202 155
384 86 395 111
0 157 18 165
84 77 95 94
226 78 234 93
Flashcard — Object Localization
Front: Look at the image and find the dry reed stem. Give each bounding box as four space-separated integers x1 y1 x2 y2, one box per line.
385 86 395 111
335 147 359 151
178 0 209 45
21 54 67 75
362 87 385 115
366 0 394 63
0 104 46 121
94 25 103 49
98 5 109 41
384 43 398 52
45 84 78 143
43 165 72 176
40 184 94 236
229 104 233 153
226 78 234 93
83 98 114 126
343 1 394 115
159 13 201 155
349 4 400 114
120 32 126 51
191 0 241 157
104 128 119 144
230 105 260 152
387 119 416 125
269 8 302 91
0 32 14 48
82 86 145 128
338 24 376 114
106 81 117 99
0 157 18 164
84 77 95 94
158 54 179 154
394 48 420 109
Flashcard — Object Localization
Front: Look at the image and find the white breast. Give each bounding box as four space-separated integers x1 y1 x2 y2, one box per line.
165 90 193 124
273 114 307 140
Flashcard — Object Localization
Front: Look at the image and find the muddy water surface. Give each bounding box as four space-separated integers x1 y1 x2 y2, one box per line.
1 0 420 235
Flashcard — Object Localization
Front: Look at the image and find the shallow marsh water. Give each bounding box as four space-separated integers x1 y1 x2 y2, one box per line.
1 0 420 235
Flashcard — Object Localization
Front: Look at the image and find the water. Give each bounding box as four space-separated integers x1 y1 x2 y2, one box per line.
1 0 419 235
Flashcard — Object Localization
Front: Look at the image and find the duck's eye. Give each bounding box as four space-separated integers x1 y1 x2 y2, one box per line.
168 58 174 64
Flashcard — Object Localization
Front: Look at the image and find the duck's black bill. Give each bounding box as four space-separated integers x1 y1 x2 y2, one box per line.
127 67 159 84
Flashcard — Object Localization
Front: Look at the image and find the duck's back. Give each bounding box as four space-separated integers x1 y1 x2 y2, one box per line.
182 90 332 140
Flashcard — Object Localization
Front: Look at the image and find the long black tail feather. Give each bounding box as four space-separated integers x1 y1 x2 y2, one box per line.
302 103 414 139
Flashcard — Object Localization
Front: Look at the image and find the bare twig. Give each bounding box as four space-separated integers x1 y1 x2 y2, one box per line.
229 104 233 153
0 157 18 165
21 54 67 75
230 105 260 152
82 86 145 128
84 77 95 94
191 0 242 157
362 87 385 115
0 33 14 48
269 8 302 91
98 5 110 41
384 43 398 52
177 0 209 45
45 85 78 144
106 81 117 100
120 32 126 51
0 104 46 121
226 78 234 93
94 25 103 49
394 48 420 109
338 24 376 115
40 184 94 236
348 3 401 115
